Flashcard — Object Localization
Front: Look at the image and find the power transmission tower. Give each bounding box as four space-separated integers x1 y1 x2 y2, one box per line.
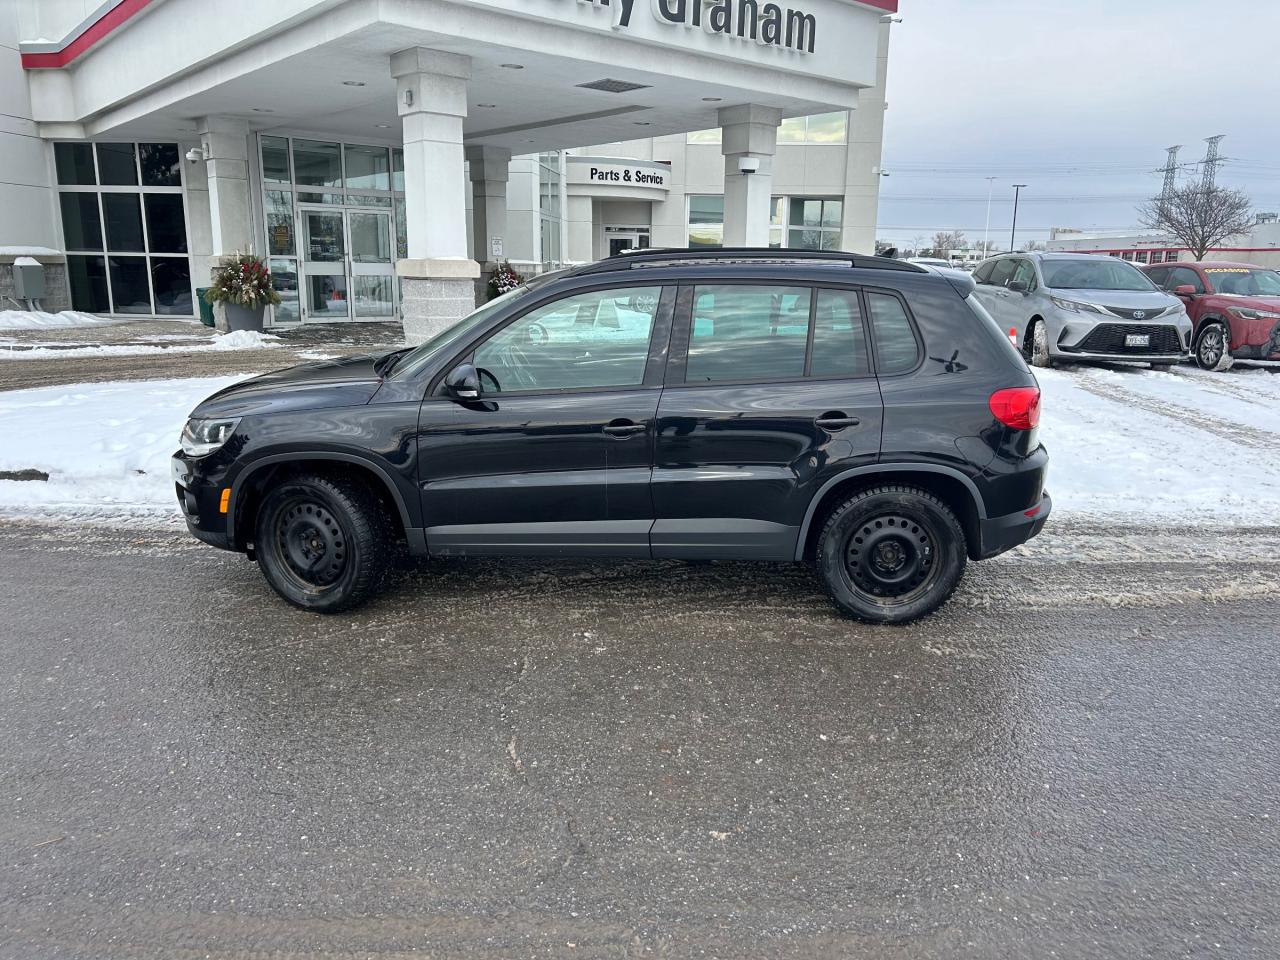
1159 145 1181 204
1200 135 1226 190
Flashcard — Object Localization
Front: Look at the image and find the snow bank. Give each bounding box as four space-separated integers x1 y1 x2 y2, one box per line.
0 376 246 517
1 329 282 360
207 329 281 350
0 310 116 330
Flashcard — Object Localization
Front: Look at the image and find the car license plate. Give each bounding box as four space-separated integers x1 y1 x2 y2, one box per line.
1125 333 1150 347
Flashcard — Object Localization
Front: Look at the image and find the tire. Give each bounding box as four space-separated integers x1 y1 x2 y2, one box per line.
255 473 395 613
1026 320 1053 368
1194 322 1234 372
816 485 967 625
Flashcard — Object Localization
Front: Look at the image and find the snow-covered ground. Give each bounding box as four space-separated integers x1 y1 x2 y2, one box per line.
1 328 281 359
0 310 116 330
0 363 1278 526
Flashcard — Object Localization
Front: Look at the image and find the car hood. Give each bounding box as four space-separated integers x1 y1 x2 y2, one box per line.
1050 288 1176 309
1216 294 1280 311
190 354 385 419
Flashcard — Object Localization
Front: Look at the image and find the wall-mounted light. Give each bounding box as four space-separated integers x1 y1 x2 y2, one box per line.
404 89 414 107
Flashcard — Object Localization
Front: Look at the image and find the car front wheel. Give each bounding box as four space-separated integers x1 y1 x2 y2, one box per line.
1026 320 1053 368
255 473 394 613
817 485 967 624
1195 322 1234 372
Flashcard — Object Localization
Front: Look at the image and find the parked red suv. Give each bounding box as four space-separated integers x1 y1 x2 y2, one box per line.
1142 260 1280 370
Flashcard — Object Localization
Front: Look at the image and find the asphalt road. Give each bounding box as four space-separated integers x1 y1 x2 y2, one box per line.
2 518 1278 959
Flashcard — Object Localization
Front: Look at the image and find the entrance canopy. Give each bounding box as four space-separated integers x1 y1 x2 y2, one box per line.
24 0 892 149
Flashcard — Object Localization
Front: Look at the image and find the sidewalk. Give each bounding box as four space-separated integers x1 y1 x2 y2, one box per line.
0 318 404 391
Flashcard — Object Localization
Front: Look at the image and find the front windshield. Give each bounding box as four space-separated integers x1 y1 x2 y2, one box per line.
1041 258 1156 291
390 283 532 380
1204 267 1280 297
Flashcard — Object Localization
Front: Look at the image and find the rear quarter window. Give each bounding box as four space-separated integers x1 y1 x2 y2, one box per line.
867 291 921 374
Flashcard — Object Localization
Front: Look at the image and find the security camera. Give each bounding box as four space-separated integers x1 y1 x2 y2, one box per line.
185 147 206 164
737 156 760 175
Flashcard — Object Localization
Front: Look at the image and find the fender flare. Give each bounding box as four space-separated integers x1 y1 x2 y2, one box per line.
793 462 986 561
226 451 415 544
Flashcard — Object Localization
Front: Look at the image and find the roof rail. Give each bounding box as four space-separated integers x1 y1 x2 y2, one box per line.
570 247 929 275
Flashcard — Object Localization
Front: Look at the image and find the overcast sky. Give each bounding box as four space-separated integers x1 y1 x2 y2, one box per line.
876 0 1280 250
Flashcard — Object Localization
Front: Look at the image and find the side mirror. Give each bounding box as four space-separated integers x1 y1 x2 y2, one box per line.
1174 284 1197 297
1007 278 1029 293
444 362 481 401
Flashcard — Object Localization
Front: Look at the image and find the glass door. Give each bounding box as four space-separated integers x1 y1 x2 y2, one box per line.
607 230 651 257
301 208 349 321
347 210 395 318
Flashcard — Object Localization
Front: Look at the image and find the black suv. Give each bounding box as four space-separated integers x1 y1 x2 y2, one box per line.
174 249 1050 624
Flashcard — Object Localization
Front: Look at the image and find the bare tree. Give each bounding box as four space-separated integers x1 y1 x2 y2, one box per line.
1139 184 1253 260
1019 239 1046 252
932 230 966 257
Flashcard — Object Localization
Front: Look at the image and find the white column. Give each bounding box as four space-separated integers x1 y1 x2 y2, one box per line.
565 194 594 264
391 47 479 343
840 20 891 254
718 104 781 247
465 145 510 271
196 116 253 258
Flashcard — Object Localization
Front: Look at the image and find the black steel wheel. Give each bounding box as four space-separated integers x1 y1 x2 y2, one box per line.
255 473 394 613
817 485 966 624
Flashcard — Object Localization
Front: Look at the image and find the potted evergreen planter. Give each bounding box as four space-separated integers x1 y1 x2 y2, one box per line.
204 254 281 334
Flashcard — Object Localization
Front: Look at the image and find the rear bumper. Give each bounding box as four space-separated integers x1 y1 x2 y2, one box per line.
977 490 1051 559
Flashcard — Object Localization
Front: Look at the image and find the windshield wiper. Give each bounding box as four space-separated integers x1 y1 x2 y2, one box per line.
373 348 411 378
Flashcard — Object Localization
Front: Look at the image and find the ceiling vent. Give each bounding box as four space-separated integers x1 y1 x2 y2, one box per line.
576 78 652 94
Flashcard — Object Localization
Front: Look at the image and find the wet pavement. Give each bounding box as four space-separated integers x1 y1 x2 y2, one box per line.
0 320 403 391
1 517 1278 958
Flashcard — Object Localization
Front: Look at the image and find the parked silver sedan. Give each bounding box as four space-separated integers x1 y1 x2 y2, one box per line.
971 253 1192 369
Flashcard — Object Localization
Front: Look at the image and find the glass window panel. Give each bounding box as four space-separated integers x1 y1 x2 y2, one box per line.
292 140 342 188
392 149 404 192
308 274 348 317
66 255 109 311
688 225 723 248
139 143 182 186
349 212 391 263
303 211 345 262
295 191 344 205
264 190 295 256
261 136 291 183
811 289 869 378
54 143 96 185
686 285 811 382
473 287 659 393
144 194 187 253
353 276 395 318
778 116 806 143
343 144 390 191
346 193 391 207
269 258 300 322
59 193 103 250
788 228 821 250
686 129 721 144
108 256 152 314
150 257 192 315
394 198 407 260
821 199 842 227
819 230 841 250
805 112 847 143
103 193 144 251
769 196 785 226
790 199 822 227
867 292 920 374
96 143 138 185
688 195 724 225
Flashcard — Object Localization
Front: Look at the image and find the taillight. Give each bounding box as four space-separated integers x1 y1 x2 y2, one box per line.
989 386 1041 430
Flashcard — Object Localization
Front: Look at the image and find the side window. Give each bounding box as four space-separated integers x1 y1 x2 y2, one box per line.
1011 259 1037 290
472 286 659 393
1170 267 1205 293
811 289 871 378
1145 266 1170 289
686 285 811 382
972 261 996 284
867 292 921 375
988 259 1017 288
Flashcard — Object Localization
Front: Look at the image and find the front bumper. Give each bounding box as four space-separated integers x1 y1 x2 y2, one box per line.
172 452 236 552
977 490 1052 559
1053 349 1189 363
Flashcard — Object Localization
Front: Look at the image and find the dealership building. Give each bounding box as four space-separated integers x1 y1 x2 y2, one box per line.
1046 215 1280 270
0 0 893 339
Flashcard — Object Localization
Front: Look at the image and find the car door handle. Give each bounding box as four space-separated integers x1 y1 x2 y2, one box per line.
815 413 861 431
603 419 647 438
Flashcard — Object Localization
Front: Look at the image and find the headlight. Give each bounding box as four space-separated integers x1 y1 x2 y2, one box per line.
180 417 241 457
1230 306 1280 320
1049 296 1104 314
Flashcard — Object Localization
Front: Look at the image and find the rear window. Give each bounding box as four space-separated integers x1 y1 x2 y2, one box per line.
866 291 921 374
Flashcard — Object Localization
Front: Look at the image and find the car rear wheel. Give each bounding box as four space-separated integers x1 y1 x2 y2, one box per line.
816 485 967 625
1026 320 1053 368
255 473 394 613
1195 322 1234 372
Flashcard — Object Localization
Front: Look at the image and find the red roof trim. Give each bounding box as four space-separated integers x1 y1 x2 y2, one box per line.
20 0 159 69
856 0 899 10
